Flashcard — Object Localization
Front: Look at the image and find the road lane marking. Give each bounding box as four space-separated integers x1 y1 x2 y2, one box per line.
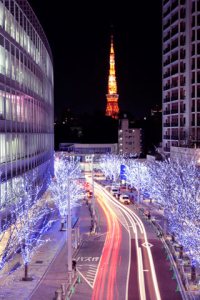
92 180 161 300
77 269 93 289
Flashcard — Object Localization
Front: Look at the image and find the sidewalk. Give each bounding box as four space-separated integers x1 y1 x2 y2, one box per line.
0 202 92 300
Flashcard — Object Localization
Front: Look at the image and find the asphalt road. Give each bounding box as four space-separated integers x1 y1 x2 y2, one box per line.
72 180 183 300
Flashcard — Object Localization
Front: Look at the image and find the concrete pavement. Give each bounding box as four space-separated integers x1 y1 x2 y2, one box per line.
0 201 93 300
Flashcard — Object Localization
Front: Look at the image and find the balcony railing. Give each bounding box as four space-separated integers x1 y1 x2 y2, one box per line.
171 122 178 126
171 13 178 24
171 81 178 88
164 59 170 66
171 0 178 12
164 84 170 90
164 97 170 103
171 55 178 63
164 135 170 139
164 8 171 18
164 72 170 78
171 68 178 75
164 147 170 152
171 135 178 140
164 34 170 42
164 110 170 115
171 109 178 114
171 27 178 37
171 95 178 101
171 42 178 50
164 123 170 127
164 47 170 54
164 0 170 5
164 21 170 30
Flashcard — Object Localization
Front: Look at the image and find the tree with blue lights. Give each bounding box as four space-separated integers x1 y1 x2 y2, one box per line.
148 151 200 281
12 171 53 280
100 154 122 186
49 154 84 230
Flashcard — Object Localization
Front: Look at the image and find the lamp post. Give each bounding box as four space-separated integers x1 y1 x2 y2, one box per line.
91 155 95 221
67 177 85 283
67 178 72 283
137 163 140 205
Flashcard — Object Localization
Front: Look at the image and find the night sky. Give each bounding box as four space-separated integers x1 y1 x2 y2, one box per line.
28 1 162 119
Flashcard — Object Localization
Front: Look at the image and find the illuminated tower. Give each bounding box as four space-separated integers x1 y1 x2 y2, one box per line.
105 33 119 119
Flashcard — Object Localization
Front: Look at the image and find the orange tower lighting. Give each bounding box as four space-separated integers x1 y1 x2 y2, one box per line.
105 32 120 119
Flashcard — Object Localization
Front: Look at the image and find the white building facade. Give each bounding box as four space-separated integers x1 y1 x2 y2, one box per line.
0 0 54 213
162 0 200 153
118 119 142 156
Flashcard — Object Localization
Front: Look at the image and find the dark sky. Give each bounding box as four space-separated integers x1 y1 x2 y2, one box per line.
28 1 162 119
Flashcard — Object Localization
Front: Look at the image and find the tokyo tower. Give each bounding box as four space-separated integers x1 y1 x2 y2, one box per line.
105 32 120 119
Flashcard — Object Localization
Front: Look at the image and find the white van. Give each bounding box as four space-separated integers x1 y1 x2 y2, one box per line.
119 195 130 204
111 188 118 196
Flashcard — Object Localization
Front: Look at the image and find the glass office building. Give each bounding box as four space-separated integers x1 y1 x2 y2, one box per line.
0 0 54 213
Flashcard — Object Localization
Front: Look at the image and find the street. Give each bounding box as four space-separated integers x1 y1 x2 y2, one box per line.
71 180 182 300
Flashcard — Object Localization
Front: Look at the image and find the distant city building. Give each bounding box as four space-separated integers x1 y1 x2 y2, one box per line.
162 0 200 154
105 32 119 119
0 0 54 215
118 118 142 156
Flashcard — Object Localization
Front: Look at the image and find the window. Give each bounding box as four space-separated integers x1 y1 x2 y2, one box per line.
129 136 132 139
129 142 132 145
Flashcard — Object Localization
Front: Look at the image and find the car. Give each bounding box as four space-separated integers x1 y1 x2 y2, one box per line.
119 195 130 204
111 188 119 196
87 191 93 198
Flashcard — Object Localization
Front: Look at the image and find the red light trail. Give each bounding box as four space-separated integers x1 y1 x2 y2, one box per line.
91 193 122 300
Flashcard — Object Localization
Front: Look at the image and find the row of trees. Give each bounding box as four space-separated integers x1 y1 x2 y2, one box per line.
100 152 200 276
0 154 84 280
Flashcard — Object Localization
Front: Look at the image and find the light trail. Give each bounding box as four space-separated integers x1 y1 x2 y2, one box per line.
92 180 161 300
91 193 122 300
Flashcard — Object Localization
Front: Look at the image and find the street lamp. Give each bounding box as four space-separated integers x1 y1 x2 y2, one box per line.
91 154 95 221
137 163 140 205
67 177 85 283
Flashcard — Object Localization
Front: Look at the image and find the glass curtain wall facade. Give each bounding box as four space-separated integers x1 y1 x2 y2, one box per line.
0 0 54 214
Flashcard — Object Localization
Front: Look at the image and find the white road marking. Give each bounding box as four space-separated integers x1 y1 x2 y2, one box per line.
77 269 93 289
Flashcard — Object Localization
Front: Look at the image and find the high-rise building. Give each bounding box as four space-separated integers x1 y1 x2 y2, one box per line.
118 118 142 156
162 0 200 153
105 33 119 119
0 0 54 216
